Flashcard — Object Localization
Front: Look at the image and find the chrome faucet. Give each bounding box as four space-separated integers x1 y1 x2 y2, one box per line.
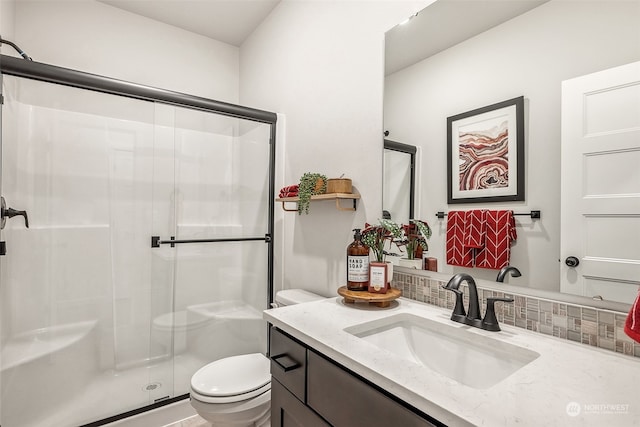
496 266 521 282
442 273 513 331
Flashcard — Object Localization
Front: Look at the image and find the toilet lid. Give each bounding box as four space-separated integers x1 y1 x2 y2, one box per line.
191 353 270 397
275 289 324 306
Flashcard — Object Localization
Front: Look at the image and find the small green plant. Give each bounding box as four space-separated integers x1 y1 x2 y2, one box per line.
298 172 327 214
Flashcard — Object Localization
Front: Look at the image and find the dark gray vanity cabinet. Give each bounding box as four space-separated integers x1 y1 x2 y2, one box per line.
269 327 442 427
270 326 329 427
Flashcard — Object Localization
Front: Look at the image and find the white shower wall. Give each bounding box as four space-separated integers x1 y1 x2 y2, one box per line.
1 80 141 363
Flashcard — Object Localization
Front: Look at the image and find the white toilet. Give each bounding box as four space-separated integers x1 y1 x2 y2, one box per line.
189 289 325 426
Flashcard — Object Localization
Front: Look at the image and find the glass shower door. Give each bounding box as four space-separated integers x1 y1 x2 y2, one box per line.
0 73 273 426
149 105 272 395
0 75 165 426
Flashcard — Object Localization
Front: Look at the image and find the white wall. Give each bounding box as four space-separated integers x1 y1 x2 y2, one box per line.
11 0 239 102
240 0 429 298
0 0 16 50
384 0 640 290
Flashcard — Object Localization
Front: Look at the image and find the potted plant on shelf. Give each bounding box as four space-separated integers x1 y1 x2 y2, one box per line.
297 172 327 215
361 219 402 292
396 219 432 269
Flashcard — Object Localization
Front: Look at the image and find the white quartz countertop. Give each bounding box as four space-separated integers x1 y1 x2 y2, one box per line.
264 297 640 427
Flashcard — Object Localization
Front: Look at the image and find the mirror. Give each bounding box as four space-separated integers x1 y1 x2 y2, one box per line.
383 139 416 224
383 0 639 309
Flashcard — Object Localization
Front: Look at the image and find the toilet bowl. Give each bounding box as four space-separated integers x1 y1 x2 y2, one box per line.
189 289 325 426
190 353 271 426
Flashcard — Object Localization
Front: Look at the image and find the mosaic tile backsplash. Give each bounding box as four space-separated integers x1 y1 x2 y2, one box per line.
393 272 640 358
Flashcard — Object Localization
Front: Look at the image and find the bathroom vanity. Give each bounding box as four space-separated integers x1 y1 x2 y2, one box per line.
270 327 438 426
264 297 640 426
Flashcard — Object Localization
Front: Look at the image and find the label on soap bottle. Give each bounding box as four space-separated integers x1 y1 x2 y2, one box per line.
347 255 369 282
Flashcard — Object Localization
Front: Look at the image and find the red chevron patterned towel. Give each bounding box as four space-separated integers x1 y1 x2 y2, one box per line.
475 210 517 270
624 290 640 343
446 211 474 267
279 184 300 198
464 209 486 249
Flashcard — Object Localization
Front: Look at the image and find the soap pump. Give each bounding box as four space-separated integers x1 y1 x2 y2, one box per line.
347 228 369 291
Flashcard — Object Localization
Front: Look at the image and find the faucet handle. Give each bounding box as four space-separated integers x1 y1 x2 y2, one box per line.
441 286 466 323
481 297 514 332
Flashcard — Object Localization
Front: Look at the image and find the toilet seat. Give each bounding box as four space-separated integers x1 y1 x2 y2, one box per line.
190 353 270 404
190 383 270 404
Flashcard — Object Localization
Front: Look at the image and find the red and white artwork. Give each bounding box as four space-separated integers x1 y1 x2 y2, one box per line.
458 119 509 191
447 96 524 203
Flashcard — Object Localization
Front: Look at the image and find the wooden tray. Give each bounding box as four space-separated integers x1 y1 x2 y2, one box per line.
337 286 401 308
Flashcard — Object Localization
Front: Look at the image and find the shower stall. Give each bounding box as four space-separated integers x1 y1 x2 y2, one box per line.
0 55 276 426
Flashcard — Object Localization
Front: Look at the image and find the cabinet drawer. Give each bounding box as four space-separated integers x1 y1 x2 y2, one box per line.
270 327 307 402
272 378 330 427
307 350 438 427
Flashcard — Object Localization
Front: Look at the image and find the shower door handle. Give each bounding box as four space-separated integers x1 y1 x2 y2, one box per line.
151 234 271 248
1 196 29 229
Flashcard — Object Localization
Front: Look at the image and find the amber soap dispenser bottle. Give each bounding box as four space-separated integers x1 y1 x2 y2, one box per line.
347 228 369 291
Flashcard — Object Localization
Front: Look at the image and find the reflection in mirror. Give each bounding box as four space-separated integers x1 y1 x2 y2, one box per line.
384 0 640 308
383 140 416 224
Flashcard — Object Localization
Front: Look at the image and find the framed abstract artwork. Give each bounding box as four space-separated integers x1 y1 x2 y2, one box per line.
447 96 525 204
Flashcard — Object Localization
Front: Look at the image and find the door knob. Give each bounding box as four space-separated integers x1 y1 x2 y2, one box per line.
565 256 580 267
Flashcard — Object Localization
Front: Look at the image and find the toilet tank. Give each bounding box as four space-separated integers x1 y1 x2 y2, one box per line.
274 289 325 307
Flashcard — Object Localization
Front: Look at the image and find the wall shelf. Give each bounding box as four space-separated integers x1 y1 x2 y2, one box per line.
276 193 361 212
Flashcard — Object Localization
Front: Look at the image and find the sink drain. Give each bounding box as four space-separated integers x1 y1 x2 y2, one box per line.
143 382 162 391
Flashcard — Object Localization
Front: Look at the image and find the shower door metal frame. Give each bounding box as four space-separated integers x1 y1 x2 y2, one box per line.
0 54 277 425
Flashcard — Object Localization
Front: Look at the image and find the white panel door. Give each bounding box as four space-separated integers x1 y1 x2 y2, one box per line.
561 61 640 303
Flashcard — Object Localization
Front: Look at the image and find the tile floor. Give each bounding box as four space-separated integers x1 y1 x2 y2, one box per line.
165 414 209 427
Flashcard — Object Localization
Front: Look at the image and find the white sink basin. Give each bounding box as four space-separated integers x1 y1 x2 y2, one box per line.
344 313 539 389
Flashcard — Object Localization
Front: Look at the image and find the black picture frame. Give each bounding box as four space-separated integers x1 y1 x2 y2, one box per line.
447 96 525 204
